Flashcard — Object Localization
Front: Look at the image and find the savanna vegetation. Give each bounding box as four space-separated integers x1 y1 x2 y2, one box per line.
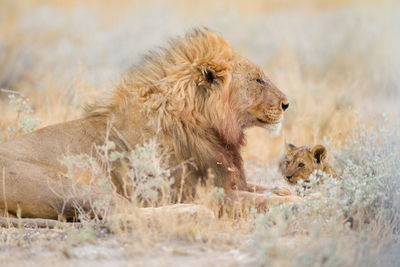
0 0 399 266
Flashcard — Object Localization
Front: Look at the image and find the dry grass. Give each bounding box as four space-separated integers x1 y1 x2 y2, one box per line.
0 0 399 266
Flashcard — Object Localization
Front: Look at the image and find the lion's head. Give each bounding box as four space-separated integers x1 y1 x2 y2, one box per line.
229 55 289 133
278 143 329 184
186 30 289 140
91 29 288 145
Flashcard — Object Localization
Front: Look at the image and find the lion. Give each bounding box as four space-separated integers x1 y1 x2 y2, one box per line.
279 143 338 185
0 28 299 220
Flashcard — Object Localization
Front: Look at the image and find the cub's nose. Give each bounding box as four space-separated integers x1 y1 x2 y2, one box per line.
286 175 293 180
281 102 289 111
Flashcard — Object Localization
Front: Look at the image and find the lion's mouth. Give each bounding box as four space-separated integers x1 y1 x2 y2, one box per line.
256 118 269 124
256 116 282 125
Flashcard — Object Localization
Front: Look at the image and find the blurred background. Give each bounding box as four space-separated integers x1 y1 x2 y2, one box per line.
1 0 399 171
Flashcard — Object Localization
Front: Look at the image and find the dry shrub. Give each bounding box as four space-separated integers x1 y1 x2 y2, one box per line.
0 0 399 265
250 118 400 266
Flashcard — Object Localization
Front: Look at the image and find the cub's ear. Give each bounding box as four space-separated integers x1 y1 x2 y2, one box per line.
285 142 297 152
312 144 327 164
191 60 228 90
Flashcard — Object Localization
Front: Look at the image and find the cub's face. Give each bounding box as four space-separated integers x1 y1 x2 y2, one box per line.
230 54 289 133
279 143 327 184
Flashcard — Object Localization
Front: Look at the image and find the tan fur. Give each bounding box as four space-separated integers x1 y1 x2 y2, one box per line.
279 143 338 185
0 29 298 219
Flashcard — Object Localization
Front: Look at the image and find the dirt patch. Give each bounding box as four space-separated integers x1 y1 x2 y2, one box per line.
0 228 251 267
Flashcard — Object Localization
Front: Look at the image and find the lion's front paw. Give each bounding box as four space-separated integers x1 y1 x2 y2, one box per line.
272 186 293 196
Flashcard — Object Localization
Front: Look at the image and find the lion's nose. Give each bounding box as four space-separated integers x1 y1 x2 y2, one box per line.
281 102 289 111
286 175 293 180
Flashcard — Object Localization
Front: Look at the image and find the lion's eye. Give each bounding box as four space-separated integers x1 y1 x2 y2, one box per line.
256 78 265 85
298 162 305 168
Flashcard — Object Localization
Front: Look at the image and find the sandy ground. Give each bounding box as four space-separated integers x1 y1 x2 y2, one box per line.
0 228 252 267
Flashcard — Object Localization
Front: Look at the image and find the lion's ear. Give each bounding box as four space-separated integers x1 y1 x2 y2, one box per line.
191 60 226 89
312 144 327 164
285 142 296 152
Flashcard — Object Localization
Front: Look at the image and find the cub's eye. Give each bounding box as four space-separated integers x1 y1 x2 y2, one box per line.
298 162 305 168
256 78 265 85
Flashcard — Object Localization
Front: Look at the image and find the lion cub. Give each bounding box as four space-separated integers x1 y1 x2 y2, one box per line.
279 143 337 185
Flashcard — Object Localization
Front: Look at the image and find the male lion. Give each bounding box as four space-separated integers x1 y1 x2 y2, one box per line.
0 29 298 220
279 143 338 185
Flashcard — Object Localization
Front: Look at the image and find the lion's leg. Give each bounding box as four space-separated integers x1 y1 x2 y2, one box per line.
224 190 300 213
245 183 293 196
0 156 112 220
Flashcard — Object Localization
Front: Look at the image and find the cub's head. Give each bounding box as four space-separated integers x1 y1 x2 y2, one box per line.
279 143 328 184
